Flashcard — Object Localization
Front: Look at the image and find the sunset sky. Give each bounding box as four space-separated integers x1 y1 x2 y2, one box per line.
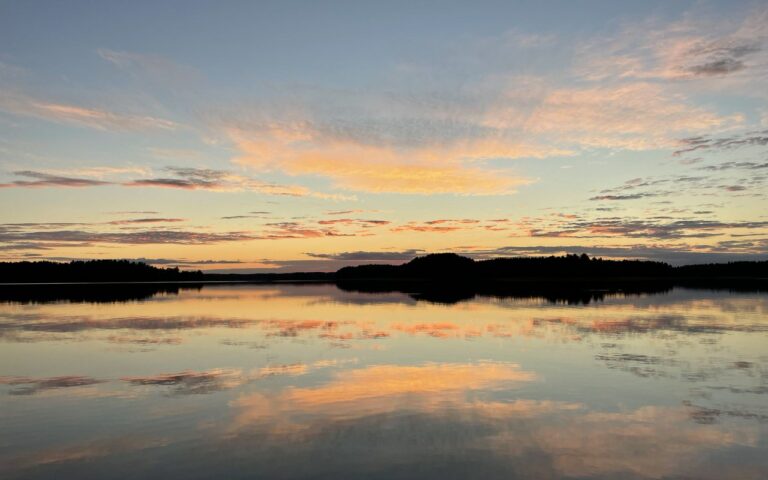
1 0 767 271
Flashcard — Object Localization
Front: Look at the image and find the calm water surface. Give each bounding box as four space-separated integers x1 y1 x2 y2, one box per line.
1 284 767 479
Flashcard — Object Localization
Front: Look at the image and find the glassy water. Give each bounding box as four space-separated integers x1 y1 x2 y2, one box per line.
1 284 767 479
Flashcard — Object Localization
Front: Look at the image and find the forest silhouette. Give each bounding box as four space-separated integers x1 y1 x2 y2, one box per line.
1 254 765 305
1 254 766 284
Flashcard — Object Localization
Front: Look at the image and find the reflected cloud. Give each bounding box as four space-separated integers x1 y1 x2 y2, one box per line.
0 436 168 474
226 361 759 479
0 313 259 334
121 368 245 395
257 363 308 377
231 362 536 429
488 406 759 479
0 375 105 396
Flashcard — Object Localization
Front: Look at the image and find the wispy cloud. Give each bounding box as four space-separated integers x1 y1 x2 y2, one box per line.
0 227 257 246
516 215 768 240
0 90 177 131
522 83 739 150
107 218 186 225
574 6 768 83
229 125 535 195
97 49 200 87
0 171 111 188
305 249 424 261
0 167 354 200
124 166 355 200
674 130 768 155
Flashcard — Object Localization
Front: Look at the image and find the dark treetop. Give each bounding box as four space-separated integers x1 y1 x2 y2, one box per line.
1 254 766 285
0 259 204 283
336 253 767 280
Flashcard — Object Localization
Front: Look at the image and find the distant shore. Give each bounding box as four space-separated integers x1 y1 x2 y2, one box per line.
1 253 766 285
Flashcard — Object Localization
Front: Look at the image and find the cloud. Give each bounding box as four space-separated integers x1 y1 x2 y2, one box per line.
688 57 747 76
0 166 353 200
699 161 768 171
590 193 658 201
523 83 740 150
674 130 768 155
589 168 766 203
231 129 533 195
316 218 391 227
0 171 111 188
216 97 545 195
97 49 200 87
391 219 486 233
0 90 177 131
107 218 186 225
523 217 768 240
124 166 354 200
260 222 356 240
107 210 160 215
325 209 376 215
574 6 768 83
220 215 266 220
305 249 424 261
0 227 257 245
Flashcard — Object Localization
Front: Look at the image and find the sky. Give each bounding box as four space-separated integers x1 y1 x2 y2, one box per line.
0 0 767 272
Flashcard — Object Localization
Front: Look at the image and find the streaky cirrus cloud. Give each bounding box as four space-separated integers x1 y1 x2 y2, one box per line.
0 167 354 200
521 83 741 150
0 228 257 245
674 129 768 155
516 215 768 240
0 171 111 188
305 249 425 261
107 218 186 225
574 5 768 83
0 90 177 131
97 48 201 88
124 166 354 200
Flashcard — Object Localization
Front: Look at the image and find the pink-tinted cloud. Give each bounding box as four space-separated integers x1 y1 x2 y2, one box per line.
523 83 740 150
123 166 354 200
0 91 177 131
107 218 186 225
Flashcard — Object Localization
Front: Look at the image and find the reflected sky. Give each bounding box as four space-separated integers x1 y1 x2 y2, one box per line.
1 284 767 479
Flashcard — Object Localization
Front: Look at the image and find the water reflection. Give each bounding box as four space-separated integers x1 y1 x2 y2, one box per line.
0 283 203 304
1 284 767 479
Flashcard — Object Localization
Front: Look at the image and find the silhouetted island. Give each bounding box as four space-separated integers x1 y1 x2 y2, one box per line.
335 253 767 280
332 253 768 303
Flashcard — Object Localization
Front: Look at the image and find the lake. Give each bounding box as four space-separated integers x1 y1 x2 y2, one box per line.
1 284 767 479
